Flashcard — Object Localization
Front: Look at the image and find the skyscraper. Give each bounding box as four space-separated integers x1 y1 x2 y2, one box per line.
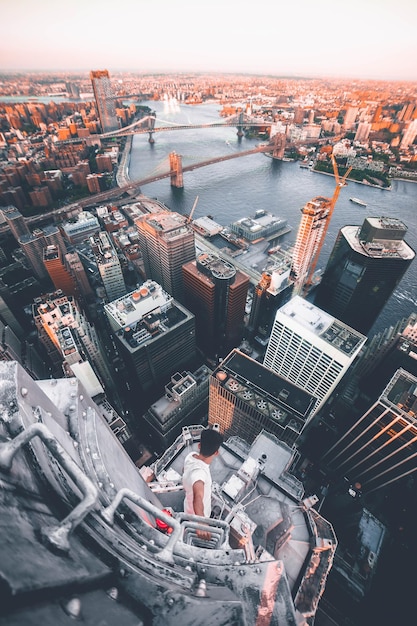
0 359 337 626
314 217 415 335
104 280 196 393
209 348 317 445
290 196 331 295
90 232 126 302
43 245 78 299
134 210 195 301
1 205 30 241
90 69 119 133
182 251 249 359
263 295 366 417
33 290 111 393
322 368 417 494
248 264 293 343
19 225 67 282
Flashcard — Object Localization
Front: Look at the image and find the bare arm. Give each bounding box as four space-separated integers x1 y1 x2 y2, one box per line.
192 479 205 517
192 479 211 540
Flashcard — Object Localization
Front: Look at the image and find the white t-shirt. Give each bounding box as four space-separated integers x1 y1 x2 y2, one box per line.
182 452 212 517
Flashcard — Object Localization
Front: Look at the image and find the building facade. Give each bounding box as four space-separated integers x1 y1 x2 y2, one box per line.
90 231 126 302
134 210 195 301
263 296 366 417
90 69 119 133
322 368 417 494
182 252 249 359
209 348 317 445
104 281 196 393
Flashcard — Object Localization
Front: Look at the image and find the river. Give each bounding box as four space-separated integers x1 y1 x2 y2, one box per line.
127 99 417 337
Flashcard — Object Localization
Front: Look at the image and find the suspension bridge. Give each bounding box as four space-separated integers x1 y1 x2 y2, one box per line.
76 136 287 208
58 112 272 145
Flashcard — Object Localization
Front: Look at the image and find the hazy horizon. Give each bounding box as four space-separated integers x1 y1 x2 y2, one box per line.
1 0 417 82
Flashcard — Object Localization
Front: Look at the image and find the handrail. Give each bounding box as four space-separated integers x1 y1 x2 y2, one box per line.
101 487 182 564
0 422 99 552
101 488 232 563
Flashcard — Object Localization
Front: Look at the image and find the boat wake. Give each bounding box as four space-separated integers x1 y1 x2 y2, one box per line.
394 290 417 306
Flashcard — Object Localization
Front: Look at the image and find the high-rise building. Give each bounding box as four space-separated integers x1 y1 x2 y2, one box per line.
33 290 111 393
248 262 293 343
322 368 417 494
343 106 359 130
142 364 211 451
1 205 30 241
263 295 366 416
290 196 332 295
354 122 371 143
209 348 317 445
43 245 79 299
314 217 415 335
90 69 119 133
400 119 417 149
90 232 126 302
19 225 67 282
182 252 249 358
64 251 94 302
134 210 195 301
104 280 196 394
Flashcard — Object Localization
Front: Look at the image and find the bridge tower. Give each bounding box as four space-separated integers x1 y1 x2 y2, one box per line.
271 133 286 159
237 111 245 138
148 114 156 144
169 152 184 188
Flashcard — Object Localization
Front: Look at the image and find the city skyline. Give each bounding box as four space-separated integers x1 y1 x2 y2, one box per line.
1 0 417 81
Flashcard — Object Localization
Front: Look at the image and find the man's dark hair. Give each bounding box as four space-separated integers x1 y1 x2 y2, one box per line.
200 428 223 457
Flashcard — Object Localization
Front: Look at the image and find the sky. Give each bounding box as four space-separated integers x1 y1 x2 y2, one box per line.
1 0 417 81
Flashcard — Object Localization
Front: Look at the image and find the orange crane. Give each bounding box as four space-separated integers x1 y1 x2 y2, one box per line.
302 154 352 293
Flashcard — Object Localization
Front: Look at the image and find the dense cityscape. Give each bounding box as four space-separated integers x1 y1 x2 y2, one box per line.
1 68 417 626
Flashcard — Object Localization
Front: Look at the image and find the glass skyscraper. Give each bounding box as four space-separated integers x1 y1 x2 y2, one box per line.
314 217 415 335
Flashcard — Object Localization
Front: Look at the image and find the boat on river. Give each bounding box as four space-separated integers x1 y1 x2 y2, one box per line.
349 197 367 207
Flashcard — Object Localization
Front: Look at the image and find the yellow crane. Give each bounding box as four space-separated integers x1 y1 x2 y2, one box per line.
303 155 352 293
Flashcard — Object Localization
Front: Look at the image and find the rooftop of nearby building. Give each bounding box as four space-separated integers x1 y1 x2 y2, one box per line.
196 251 236 280
213 348 317 432
104 280 171 329
104 280 193 351
277 296 366 356
342 222 415 260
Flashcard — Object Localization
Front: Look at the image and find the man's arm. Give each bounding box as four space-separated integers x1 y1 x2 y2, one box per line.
192 479 211 540
192 479 206 517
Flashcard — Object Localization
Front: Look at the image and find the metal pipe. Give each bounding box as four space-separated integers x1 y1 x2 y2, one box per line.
101 487 182 564
0 422 99 552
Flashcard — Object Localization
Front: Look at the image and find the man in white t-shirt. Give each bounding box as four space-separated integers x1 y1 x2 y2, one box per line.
182 427 223 539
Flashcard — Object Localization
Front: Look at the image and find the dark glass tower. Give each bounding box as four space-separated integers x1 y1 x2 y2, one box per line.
314 217 415 334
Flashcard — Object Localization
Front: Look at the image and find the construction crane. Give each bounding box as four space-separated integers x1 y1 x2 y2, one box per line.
301 155 352 294
186 195 199 224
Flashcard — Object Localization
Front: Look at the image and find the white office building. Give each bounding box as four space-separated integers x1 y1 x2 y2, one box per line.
90 232 126 302
263 296 366 416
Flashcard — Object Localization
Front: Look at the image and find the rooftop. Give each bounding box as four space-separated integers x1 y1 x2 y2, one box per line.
104 280 172 330
277 296 366 356
216 349 316 425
